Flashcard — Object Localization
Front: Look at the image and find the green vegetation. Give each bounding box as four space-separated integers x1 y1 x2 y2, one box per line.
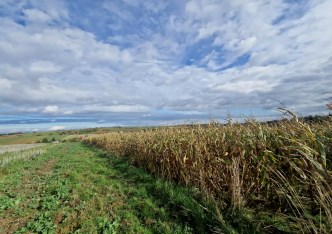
0 127 147 145
84 115 332 233
0 142 218 233
1 114 331 233
0 132 67 145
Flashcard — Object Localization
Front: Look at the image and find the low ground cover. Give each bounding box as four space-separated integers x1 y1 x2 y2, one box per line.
0 142 217 233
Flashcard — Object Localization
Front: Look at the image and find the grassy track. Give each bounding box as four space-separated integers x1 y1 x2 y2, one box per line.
0 142 219 234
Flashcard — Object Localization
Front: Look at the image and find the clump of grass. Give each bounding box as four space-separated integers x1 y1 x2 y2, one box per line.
83 113 332 233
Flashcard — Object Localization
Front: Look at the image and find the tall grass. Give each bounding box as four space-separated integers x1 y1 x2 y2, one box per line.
0 144 46 167
83 116 332 233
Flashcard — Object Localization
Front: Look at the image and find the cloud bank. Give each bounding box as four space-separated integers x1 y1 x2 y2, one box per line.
0 0 331 127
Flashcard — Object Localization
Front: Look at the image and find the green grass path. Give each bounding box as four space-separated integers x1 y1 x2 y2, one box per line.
0 143 217 234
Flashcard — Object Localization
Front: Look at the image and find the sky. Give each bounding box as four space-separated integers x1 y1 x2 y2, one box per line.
0 0 332 133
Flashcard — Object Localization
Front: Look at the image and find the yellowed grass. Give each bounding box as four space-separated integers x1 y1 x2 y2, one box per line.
83 117 332 232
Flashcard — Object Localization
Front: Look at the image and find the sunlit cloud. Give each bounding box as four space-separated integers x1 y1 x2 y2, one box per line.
0 0 331 131
42 105 59 114
49 126 65 131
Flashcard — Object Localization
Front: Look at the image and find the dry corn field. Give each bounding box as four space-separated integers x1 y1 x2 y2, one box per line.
84 116 332 233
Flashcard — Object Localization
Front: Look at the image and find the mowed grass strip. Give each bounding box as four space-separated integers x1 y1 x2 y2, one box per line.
0 142 218 234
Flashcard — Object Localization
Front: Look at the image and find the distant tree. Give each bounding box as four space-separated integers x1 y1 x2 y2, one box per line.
51 137 56 142
41 137 49 143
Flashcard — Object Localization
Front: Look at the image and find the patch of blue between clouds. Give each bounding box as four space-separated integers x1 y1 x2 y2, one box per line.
272 0 310 25
220 53 251 71
65 0 172 45
182 36 224 66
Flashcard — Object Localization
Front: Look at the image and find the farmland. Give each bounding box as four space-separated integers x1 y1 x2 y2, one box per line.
0 127 145 145
0 116 331 233
0 143 215 233
84 116 332 233
0 132 68 145
0 144 46 167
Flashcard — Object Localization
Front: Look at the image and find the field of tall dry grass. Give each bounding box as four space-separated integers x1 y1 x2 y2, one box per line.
84 114 332 233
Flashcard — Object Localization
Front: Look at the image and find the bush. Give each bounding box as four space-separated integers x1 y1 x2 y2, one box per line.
41 138 49 143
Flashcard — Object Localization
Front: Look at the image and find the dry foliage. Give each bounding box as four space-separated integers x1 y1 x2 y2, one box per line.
83 116 332 233
0 144 46 167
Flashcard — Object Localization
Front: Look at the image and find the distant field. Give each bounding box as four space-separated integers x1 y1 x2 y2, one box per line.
0 143 45 154
0 127 154 145
0 132 67 145
0 143 46 167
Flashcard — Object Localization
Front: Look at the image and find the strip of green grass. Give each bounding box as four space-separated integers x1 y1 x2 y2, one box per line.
0 142 228 233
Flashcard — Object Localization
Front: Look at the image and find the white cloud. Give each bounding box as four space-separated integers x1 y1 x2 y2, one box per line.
0 0 331 124
63 110 74 115
30 61 62 74
0 78 12 89
23 9 53 23
83 105 150 113
43 105 59 114
49 126 65 131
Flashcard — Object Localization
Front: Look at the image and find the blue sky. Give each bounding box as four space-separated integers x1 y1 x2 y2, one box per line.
0 0 332 133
